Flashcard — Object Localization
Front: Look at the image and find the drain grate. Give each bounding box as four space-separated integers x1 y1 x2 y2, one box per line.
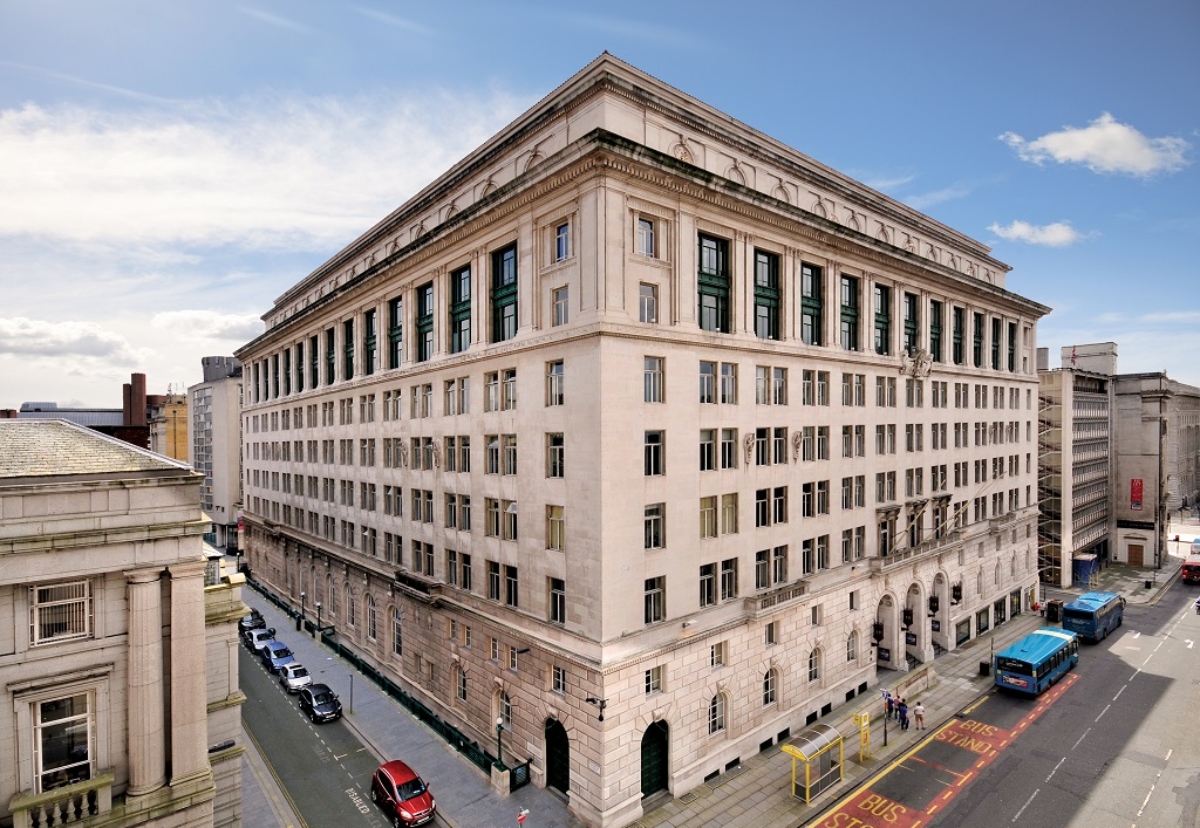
678 791 699 805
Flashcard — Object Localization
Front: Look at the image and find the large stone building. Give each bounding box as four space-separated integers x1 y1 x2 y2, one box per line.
235 55 1048 827
1112 372 1200 568
188 357 245 551
0 419 244 828
1036 344 1116 588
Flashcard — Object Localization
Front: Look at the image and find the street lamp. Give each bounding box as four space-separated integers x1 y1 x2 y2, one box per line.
315 601 322 638
297 591 306 631
495 717 505 768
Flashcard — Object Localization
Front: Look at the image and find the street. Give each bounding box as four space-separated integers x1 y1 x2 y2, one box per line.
240 643 398 828
810 582 1200 828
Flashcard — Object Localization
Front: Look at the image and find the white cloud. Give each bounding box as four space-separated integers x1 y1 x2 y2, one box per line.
355 8 434 36
0 90 525 253
987 220 1086 247
151 310 264 341
905 185 971 210
0 317 143 361
237 7 314 33
862 173 917 191
999 113 1189 177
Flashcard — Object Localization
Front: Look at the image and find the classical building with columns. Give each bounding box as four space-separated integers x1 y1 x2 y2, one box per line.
0 419 244 828
235 55 1048 828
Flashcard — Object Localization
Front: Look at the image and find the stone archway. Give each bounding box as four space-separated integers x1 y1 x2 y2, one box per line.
545 719 570 795
640 720 669 798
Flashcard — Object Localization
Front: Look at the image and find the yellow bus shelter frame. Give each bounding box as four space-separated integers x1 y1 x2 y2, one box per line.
780 723 844 804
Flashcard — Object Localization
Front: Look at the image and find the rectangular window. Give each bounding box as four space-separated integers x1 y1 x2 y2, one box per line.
343 318 355 380
487 561 501 601
549 577 566 624
555 222 570 262
902 292 919 353
720 558 738 600
840 276 859 350
754 249 780 340
721 493 738 535
547 506 565 551
873 284 891 355
449 265 471 353
546 360 564 406
387 298 403 369
637 217 656 258
929 299 943 363
30 581 93 646
491 243 518 343
552 285 569 326
504 565 519 607
720 428 738 469
698 234 730 333
699 361 715 404
699 563 716 607
699 429 716 472
991 317 1002 370
699 496 718 539
363 309 377 375
973 311 984 368
644 431 664 476
644 576 665 624
639 283 659 323
953 307 965 365
34 693 92 792
645 665 663 694
720 363 737 404
546 432 565 478
800 262 823 346
416 282 434 362
644 357 664 402
644 504 665 549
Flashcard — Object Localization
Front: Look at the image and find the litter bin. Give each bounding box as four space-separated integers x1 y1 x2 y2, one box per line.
1045 599 1063 623
979 660 991 677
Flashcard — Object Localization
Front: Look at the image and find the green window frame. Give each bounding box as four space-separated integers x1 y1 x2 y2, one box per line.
450 264 471 353
840 276 859 351
387 298 403 369
698 234 730 333
873 284 891 356
753 249 780 340
952 307 965 365
491 244 518 343
929 300 943 363
363 309 377 376
902 292 919 354
801 263 823 346
973 312 984 368
416 282 434 362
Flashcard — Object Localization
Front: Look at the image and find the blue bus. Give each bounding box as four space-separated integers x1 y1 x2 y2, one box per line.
1061 591 1125 642
994 628 1080 696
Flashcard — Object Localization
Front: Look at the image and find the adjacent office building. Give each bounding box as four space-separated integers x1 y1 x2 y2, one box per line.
188 357 245 550
0 419 244 828
1036 344 1116 588
235 55 1048 827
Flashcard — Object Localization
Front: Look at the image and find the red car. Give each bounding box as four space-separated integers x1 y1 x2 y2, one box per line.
370 760 436 827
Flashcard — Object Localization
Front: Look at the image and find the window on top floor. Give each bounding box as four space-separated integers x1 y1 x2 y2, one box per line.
840 276 859 351
491 243 518 343
801 262 823 346
697 234 730 333
754 249 780 340
449 265 471 354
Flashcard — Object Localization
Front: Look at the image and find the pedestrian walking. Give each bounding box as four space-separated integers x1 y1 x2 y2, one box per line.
884 692 894 720
897 699 909 731
913 701 926 730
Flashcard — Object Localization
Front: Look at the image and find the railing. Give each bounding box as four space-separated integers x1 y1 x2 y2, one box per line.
743 582 806 615
509 759 532 792
872 529 963 571
9 773 114 828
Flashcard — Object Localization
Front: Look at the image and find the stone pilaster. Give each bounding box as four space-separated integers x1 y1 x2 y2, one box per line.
169 560 211 783
125 568 166 796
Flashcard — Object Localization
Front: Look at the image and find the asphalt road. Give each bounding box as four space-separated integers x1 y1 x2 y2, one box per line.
924 582 1200 828
240 643 395 828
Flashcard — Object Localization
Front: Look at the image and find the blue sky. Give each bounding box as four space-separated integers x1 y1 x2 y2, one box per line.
1 0 1197 407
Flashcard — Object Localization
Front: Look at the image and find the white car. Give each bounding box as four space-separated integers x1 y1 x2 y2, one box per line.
243 627 276 654
279 663 313 693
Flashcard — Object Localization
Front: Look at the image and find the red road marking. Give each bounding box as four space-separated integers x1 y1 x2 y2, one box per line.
807 672 1079 828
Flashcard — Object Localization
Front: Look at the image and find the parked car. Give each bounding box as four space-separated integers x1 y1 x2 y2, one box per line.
243 627 276 653
298 683 342 723
239 608 265 632
278 663 313 693
370 760 436 827
259 640 295 673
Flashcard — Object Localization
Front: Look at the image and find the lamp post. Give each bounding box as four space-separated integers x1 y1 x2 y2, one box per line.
315 601 322 638
297 591 306 631
495 717 505 768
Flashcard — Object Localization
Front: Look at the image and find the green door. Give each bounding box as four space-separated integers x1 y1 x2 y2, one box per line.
640 720 669 798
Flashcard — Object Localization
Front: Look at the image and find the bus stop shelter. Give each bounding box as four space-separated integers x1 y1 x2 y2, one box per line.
780 723 843 803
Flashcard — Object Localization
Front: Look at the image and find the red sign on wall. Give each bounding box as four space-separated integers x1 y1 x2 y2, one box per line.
1131 478 1143 511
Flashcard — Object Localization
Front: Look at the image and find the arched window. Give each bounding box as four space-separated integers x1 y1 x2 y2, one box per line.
976 570 983 596
501 692 512 728
762 669 777 707
348 588 358 627
808 648 821 683
391 607 403 657
847 631 858 662
366 594 377 640
456 665 467 701
328 580 338 618
708 694 726 734
995 562 1001 586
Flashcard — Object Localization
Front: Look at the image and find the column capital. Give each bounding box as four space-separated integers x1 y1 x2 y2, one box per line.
168 560 209 581
124 568 163 586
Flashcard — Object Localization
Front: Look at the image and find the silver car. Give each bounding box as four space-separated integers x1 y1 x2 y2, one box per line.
279 663 313 694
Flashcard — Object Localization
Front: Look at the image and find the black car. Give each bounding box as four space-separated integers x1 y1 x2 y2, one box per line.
298 683 342 723
239 609 266 633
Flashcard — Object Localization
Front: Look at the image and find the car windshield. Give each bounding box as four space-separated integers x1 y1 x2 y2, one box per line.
291 667 309 678
396 778 427 800
273 648 292 658
314 692 336 705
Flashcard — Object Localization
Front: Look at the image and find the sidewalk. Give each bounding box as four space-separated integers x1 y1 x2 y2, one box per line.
233 520 1189 828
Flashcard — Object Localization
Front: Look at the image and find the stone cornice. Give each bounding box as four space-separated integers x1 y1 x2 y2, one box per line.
0 518 211 556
